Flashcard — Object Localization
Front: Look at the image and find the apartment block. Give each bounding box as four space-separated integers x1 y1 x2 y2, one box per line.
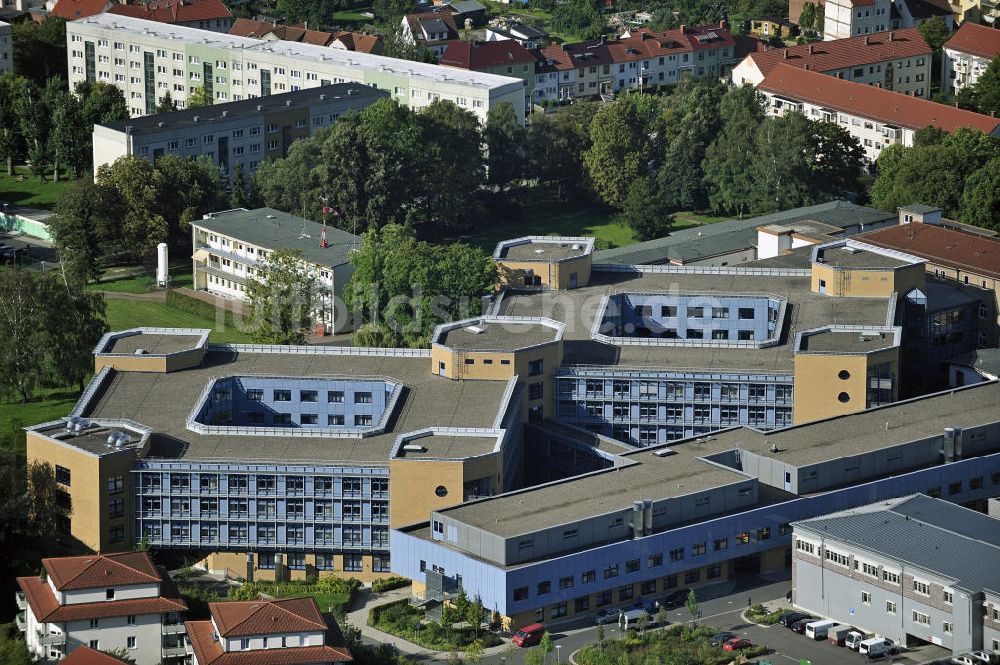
186 598 351 665
92 83 387 178
943 21 1000 94
190 207 361 334
440 39 536 103
66 13 526 120
792 494 1000 657
16 552 188 665
534 23 735 101
758 63 1000 161
106 0 232 32
824 0 892 40
0 20 10 74
733 28 933 98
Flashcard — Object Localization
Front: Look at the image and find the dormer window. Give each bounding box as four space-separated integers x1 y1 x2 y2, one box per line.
240 638 250 650
106 588 115 600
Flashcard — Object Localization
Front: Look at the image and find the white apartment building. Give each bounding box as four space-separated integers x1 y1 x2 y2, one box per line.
0 20 11 74
92 82 387 178
943 21 1000 94
16 552 188 665
824 0 892 40
66 13 526 121
759 62 1000 161
732 28 933 98
191 207 360 334
186 598 351 665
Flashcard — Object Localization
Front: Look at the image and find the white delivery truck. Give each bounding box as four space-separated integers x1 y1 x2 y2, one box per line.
805 619 837 640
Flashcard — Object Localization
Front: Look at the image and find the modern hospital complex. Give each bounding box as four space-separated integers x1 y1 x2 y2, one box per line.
24 225 1000 639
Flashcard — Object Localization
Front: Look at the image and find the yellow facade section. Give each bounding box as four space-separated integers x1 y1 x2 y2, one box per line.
811 262 925 298
94 349 205 374
497 254 591 290
431 345 517 380
388 459 467 528
26 432 136 553
199 551 395 584
513 342 564 421
793 348 898 424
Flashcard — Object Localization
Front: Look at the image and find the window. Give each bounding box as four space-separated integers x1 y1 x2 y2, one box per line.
107 475 124 494
575 597 590 613
913 579 930 595
912 610 930 626
106 588 115 600
649 552 663 567
127 636 137 650
692 542 707 556
626 558 640 573
528 359 544 376
604 564 619 579
712 307 729 319
885 600 896 614
684 569 701 584
56 465 71 486
882 569 900 584
90 619 100 629
537 581 551 595
618 585 634 601
582 570 596 584
708 563 722 579
127 615 136 626
714 538 728 551
529 382 544 400
862 591 872 605
756 527 771 541
559 576 574 590
514 587 528 601
300 390 318 402
328 390 344 403
274 389 291 401
943 621 953 634
344 555 362 572
943 589 953 604
825 548 850 567
737 531 750 545
355 391 373 403
596 591 612 607
300 414 318 425
859 562 878 577
670 547 684 562
354 415 373 426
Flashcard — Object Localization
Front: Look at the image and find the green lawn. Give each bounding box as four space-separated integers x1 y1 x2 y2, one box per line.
459 205 637 251
674 210 730 225
0 166 77 209
89 264 194 294
104 298 254 344
331 9 372 24
1 387 82 451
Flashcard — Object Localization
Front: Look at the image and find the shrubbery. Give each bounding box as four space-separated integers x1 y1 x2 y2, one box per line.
746 604 787 625
369 599 501 651
578 623 770 665
372 577 412 593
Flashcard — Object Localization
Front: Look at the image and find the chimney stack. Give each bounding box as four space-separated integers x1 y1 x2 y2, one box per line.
808 43 814 54
782 48 788 59
679 24 686 33
864 36 869 45
889 30 894 41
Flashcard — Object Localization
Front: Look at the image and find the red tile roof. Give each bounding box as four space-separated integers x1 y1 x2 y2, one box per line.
17 575 186 623
187 620 352 665
49 0 108 20
759 63 1000 134
62 647 131 665
746 28 931 76
404 11 459 42
861 222 1000 279
43 552 162 591
332 31 381 53
210 598 328 638
440 39 535 69
943 21 1000 61
107 0 231 23
229 17 282 38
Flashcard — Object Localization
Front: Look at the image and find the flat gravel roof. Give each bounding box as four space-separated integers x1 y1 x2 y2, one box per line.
438 322 558 351
105 333 203 356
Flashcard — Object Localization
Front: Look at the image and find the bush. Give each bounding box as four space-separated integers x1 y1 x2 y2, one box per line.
372 577 411 593
576 624 771 665
369 600 501 651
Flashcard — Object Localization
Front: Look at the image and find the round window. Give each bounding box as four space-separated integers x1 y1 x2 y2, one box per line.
838 392 850 403
435 485 448 497
838 370 851 380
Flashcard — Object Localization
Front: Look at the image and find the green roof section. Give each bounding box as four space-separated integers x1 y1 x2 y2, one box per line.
594 201 896 266
193 207 361 268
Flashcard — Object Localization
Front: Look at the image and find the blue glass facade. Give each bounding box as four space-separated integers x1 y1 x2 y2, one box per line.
133 460 390 561
601 294 783 342
555 371 795 445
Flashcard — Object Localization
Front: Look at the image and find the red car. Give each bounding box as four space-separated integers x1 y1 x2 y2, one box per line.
722 637 753 651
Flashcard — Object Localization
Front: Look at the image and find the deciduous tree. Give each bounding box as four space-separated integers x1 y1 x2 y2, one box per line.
703 84 765 217
484 101 524 190
584 93 662 208
974 55 1000 116
244 248 316 345
187 86 212 108
959 156 1000 231
620 175 674 240
51 179 105 286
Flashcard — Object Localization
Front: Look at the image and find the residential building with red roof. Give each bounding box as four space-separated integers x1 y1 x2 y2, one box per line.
823 0 891 40
733 28 932 98
441 39 536 101
107 0 231 31
186 598 352 665
48 0 109 20
758 62 1000 161
62 645 132 665
943 22 1000 93
860 204 1000 346
15 552 188 665
400 10 459 57
228 18 382 53
533 23 735 102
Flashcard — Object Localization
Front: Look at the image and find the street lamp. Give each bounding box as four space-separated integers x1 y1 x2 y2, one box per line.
555 645 562 663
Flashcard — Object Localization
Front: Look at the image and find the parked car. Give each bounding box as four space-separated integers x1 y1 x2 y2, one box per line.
592 608 621 625
790 618 811 634
511 623 545 648
827 624 855 646
845 631 866 650
661 589 689 608
953 653 996 665
642 599 661 615
779 611 811 627
709 631 736 647
620 608 654 630
966 650 998 663
722 637 753 651
805 619 836 640
859 637 895 658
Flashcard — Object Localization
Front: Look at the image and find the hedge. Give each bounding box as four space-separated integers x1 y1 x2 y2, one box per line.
368 598 411 627
371 577 411 594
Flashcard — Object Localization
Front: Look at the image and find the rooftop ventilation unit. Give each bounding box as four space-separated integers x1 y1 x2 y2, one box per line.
653 447 677 457
534 248 545 254
465 325 485 334
133 348 146 355
402 444 427 452
572 244 582 250
106 431 131 448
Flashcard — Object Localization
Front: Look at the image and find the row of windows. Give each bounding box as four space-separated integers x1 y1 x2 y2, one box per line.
140 474 386 496
141 523 389 547
139 497 388 520
256 552 388 572
570 380 792 401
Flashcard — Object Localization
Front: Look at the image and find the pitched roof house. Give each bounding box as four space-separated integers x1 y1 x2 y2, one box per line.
107 0 232 31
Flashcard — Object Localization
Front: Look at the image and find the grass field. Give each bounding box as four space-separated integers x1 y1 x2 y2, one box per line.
104 298 254 344
90 264 194 294
331 9 373 25
0 167 77 209
1 387 82 452
459 205 637 250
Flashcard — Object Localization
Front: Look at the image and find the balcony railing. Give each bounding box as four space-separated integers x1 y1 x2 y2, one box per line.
15 614 26 632
161 645 189 658
162 623 187 636
15 591 26 611
37 631 66 646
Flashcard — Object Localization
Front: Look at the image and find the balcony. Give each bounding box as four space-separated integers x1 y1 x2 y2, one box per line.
37 631 66 646
15 591 26 611
162 623 187 636
161 645 190 659
15 613 26 632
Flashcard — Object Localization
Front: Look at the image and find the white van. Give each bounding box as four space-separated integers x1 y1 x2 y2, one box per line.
859 637 893 658
805 619 836 640
620 608 653 630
